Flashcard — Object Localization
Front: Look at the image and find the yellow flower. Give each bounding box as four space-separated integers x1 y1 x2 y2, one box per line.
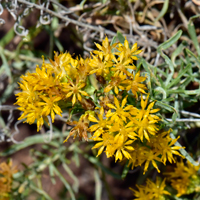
89 54 113 77
130 185 152 200
109 121 137 140
15 79 36 106
0 160 17 200
40 95 62 123
146 178 170 199
106 96 133 123
18 103 44 131
136 94 160 121
92 132 115 158
165 159 200 197
116 39 142 61
88 107 110 139
132 116 159 142
48 51 72 79
161 136 184 164
130 178 170 200
33 66 56 90
93 36 117 61
62 78 89 105
123 71 147 99
104 72 126 94
141 149 161 174
77 57 91 82
171 178 189 197
113 134 134 162
112 53 136 76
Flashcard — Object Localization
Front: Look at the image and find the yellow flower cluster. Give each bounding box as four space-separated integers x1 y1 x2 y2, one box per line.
130 177 170 200
165 160 200 197
15 36 184 174
15 52 90 131
0 160 17 200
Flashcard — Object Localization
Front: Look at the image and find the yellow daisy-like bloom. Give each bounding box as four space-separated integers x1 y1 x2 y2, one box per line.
146 129 184 165
165 159 200 197
89 54 113 77
77 57 91 82
64 57 79 81
171 178 189 197
93 36 117 61
116 38 142 61
109 121 137 140
62 78 89 105
130 178 170 200
104 72 126 94
123 71 147 99
106 96 133 123
161 136 184 165
92 132 115 158
136 94 160 121
132 116 159 142
15 79 37 105
130 185 152 200
89 55 113 77
88 107 110 139
18 103 44 131
113 133 134 162
48 51 72 79
112 53 136 76
141 149 161 174
0 160 18 200
33 66 56 90
146 178 171 199
39 95 62 123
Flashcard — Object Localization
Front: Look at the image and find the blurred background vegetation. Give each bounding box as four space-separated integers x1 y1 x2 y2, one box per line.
0 0 200 199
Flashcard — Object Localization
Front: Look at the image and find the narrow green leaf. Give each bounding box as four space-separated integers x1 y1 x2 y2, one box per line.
185 48 200 68
110 35 117 46
84 154 121 180
167 63 191 89
156 76 165 88
154 87 167 99
172 111 178 122
0 84 15 104
156 67 168 78
30 184 54 200
158 30 182 52
49 164 56 185
185 88 200 95
117 31 125 44
188 21 200 56
0 28 15 48
121 161 130 179
171 42 186 66
94 169 102 200
0 50 12 78
51 164 76 200
54 37 64 52
156 101 177 113
162 54 174 87
141 58 161 86
80 0 87 9
154 0 169 22
0 132 69 156
62 161 79 192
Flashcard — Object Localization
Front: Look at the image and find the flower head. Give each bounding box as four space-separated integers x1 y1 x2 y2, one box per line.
93 36 117 61
0 160 17 200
